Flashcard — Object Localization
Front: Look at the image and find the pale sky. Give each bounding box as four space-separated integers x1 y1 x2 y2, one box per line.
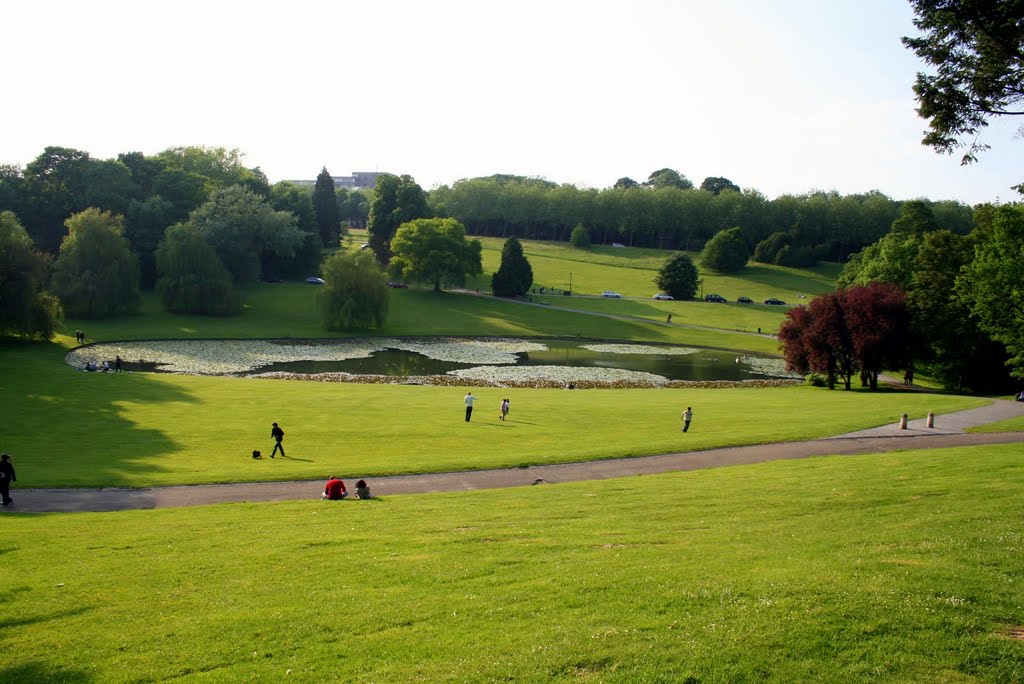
3 0 1020 205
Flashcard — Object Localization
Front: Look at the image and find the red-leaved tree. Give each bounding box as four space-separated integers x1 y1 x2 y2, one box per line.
779 283 909 390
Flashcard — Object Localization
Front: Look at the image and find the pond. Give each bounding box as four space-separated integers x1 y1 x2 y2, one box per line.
66 337 800 388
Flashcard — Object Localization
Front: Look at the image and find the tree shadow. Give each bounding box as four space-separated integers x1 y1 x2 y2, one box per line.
0 662 95 683
2 341 198 488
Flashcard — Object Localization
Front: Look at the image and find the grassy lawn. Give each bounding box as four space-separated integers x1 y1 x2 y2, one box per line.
968 415 1024 433
56 286 779 354
470 233 841 303
545 296 788 334
2 339 985 488
3 444 1023 681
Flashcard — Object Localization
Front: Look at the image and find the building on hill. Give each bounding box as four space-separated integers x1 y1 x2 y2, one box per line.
285 171 383 190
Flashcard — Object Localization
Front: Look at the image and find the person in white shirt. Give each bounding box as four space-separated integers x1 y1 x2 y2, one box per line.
464 392 477 422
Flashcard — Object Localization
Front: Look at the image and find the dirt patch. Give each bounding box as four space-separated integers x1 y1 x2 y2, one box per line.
1000 626 1024 641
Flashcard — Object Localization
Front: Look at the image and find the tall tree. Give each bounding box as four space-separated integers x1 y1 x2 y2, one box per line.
155 223 240 316
613 177 639 189
185 186 304 285
318 249 389 330
700 176 741 195
902 0 1024 184
655 252 699 300
0 211 62 339
960 203 1024 378
367 174 428 264
312 167 341 247
18 146 93 252
389 218 482 292
569 223 592 248
491 236 533 297
701 226 749 273
51 208 141 318
643 168 693 190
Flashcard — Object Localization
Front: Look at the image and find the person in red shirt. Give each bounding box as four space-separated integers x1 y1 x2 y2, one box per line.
321 476 347 500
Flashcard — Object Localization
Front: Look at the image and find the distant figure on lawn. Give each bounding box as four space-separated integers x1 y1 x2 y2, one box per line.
355 479 371 499
681 407 693 433
903 369 914 385
464 392 476 422
75 330 85 344
114 355 122 372
1016 391 1024 402
500 398 510 421
0 453 16 507
666 314 672 324
322 476 347 500
270 422 286 458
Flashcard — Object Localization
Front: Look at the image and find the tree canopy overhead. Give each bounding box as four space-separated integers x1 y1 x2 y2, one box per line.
902 0 1024 184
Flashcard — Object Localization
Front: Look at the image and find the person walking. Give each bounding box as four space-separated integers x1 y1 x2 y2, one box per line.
270 422 286 458
0 453 16 507
681 407 693 433
464 392 476 422
500 398 510 421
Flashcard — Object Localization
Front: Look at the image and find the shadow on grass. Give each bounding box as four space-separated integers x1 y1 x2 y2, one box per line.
1 340 197 488
0 662 94 683
0 605 95 632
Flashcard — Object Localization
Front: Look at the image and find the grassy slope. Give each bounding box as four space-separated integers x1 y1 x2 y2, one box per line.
3 444 1023 682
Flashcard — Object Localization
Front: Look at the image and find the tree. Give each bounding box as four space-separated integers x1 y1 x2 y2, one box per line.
700 176 741 195
318 249 389 330
51 208 141 318
124 196 175 289
655 252 699 300
701 226 749 273
155 223 240 316
569 223 591 248
753 232 791 264
491 236 533 297
643 168 693 190
389 218 483 292
891 199 939 234
0 211 62 339
613 177 639 189
779 284 910 390
960 203 1024 378
902 0 1024 181
312 167 341 247
18 146 93 253
268 182 322 279
367 174 428 264
185 186 305 285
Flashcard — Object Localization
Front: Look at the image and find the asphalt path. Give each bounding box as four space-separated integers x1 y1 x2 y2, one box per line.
8 398 1023 514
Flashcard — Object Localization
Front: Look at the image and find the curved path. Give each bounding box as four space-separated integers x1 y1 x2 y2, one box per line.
9 398 1023 514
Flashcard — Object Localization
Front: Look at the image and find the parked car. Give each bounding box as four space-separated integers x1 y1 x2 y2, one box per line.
602 290 622 298
305 276 325 285
737 296 753 304
652 293 674 300
611 242 626 248
704 293 727 303
387 282 408 289
764 297 786 305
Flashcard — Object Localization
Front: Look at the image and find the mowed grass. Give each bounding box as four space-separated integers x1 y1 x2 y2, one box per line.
2 340 985 488
969 415 1024 433
4 444 1024 682
56 286 779 354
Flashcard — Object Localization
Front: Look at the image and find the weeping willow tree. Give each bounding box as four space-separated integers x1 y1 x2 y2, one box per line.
318 249 389 330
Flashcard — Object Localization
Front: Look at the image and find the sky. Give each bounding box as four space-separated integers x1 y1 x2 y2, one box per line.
2 0 1020 205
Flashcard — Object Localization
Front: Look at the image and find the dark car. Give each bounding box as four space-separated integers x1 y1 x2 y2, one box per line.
388 282 408 289
737 296 753 304
764 297 786 305
704 293 727 303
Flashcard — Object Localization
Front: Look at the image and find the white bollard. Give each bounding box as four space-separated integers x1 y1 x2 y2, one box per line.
899 413 908 429
927 412 935 428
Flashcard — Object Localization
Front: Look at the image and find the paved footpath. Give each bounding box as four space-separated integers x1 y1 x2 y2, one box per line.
10 399 1024 513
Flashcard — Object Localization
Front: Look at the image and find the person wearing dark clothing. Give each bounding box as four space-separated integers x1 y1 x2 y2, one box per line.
270 422 285 458
681 407 693 433
0 454 15 506
464 392 476 422
355 479 371 499
114 355 122 372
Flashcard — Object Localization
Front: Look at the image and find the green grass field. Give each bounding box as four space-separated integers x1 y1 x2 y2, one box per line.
1 338 985 488
5 235 1023 681
3 444 1023 682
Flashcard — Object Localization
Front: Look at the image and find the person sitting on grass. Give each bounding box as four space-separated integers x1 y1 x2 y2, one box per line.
355 479 371 499
321 476 347 500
